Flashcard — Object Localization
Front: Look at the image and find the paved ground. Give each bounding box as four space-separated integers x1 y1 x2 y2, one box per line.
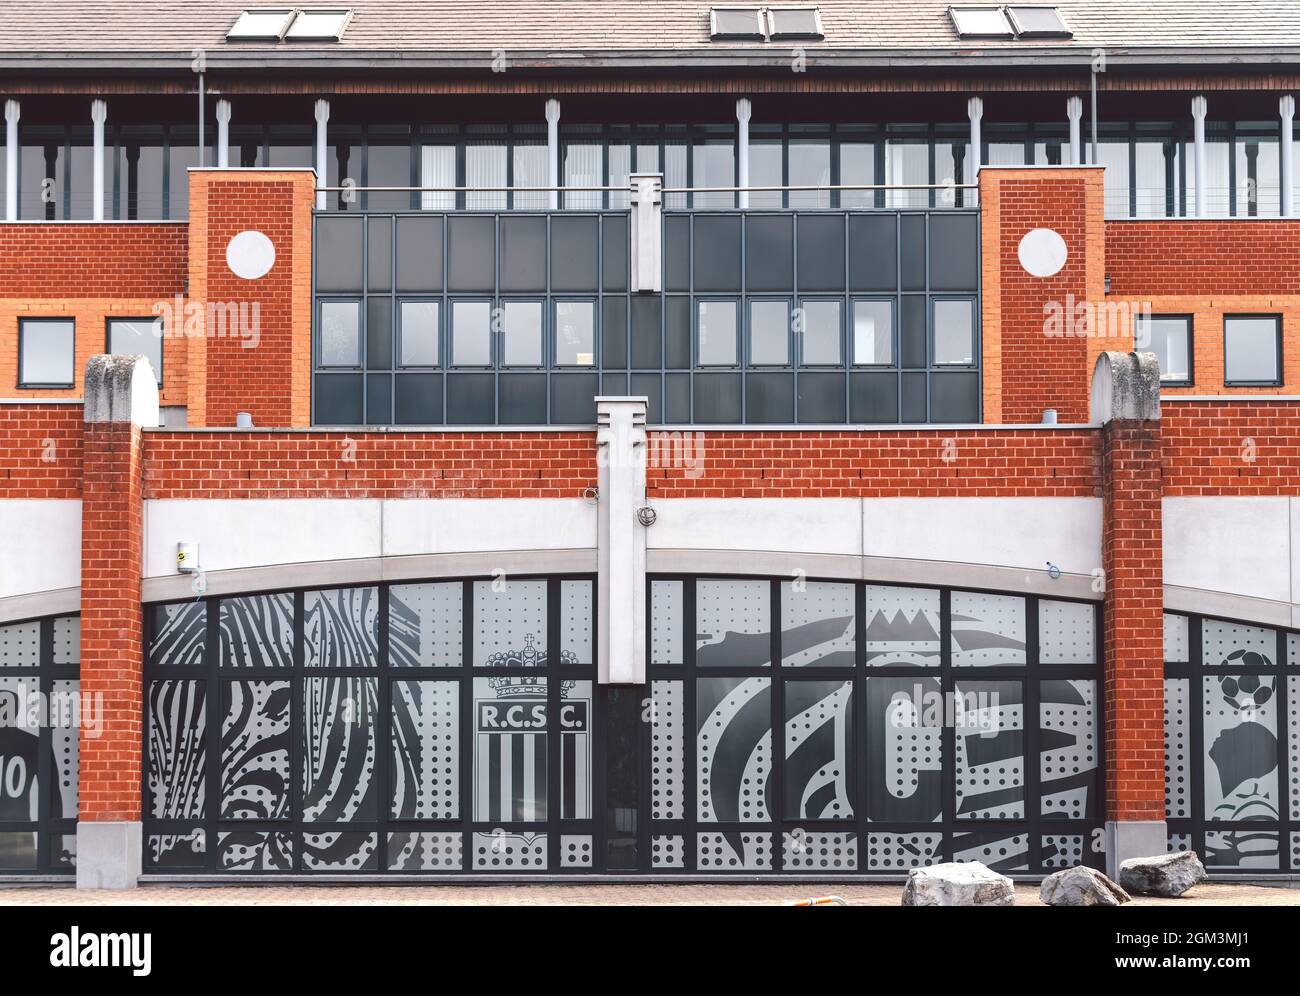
0 882 1296 906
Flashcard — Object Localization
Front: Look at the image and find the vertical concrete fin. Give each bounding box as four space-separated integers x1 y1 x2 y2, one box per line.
597 397 649 685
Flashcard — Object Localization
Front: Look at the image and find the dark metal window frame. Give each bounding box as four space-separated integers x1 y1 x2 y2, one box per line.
105 315 164 386
141 576 601 875
16 316 76 389
1223 313 1283 387
0 613 78 875
1163 611 1297 874
642 574 1106 875
1137 312 1194 387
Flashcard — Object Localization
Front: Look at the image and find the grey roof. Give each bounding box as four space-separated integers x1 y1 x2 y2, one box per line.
1 0 1298 68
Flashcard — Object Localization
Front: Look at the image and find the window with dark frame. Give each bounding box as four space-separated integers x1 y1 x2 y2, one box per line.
105 316 164 385
1135 314 1192 385
18 318 76 388
1223 314 1281 386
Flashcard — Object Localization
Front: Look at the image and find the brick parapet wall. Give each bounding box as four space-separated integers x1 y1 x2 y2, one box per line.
1163 400 1300 495
1100 419 1166 823
0 402 83 498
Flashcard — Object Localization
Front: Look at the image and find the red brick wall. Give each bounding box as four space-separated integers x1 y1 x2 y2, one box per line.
1163 400 1300 495
138 427 1100 499
0 223 186 298
187 171 314 429
980 168 1106 425
1100 419 1166 823
0 402 83 497
1106 220 1300 298
78 421 144 823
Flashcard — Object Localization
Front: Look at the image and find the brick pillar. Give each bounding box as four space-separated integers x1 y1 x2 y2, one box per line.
187 168 315 428
1092 350 1166 876
76 354 157 889
979 166 1109 424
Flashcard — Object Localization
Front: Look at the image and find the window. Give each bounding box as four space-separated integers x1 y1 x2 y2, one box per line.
106 317 164 384
934 300 976 366
852 301 894 366
1005 6 1071 38
284 9 353 40
749 300 790 366
398 301 439 368
948 6 1014 38
451 301 492 367
1135 314 1191 385
767 7 823 40
18 319 75 387
799 300 842 365
317 302 361 368
226 9 296 40
1224 315 1281 385
710 7 766 40
697 301 738 366
502 301 544 367
555 301 595 367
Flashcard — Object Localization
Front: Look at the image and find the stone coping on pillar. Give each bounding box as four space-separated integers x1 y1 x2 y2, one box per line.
1091 350 1161 424
83 354 160 426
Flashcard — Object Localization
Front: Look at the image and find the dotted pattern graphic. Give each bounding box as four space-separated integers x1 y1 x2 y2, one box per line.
1040 680 1096 819
650 580 684 666
472 831 547 869
651 834 685 868
52 679 78 818
302 832 379 870
652 680 683 820
881 686 943 801
1038 600 1096 664
866 832 941 870
696 578 771 666
392 680 459 820
219 830 292 871
561 580 593 666
780 581 855 667
1041 834 1085 869
697 832 771 870
953 833 1029 871
1164 613 1190 664
951 591 1026 667
954 683 1024 820
1291 676 1300 821
561 834 593 868
387 831 462 871
696 677 771 823
219 593 294 668
0 621 39 667
1164 679 1190 819
391 582 463 667
863 585 941 668
1167 833 1192 853
1202 619 1274 666
52 616 79 666
1202 674 1277 820
782 831 857 870
473 580 547 666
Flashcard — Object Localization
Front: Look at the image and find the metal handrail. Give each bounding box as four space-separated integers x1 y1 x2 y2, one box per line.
315 182 977 193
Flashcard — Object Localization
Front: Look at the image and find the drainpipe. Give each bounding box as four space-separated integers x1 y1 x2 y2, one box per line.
215 99 231 168
1281 95 1295 218
91 99 107 221
1192 95 1207 218
314 98 330 210
736 98 751 209
5 99 18 221
1067 96 1083 166
545 98 560 210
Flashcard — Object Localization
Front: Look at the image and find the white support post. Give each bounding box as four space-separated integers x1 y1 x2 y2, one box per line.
215 99 231 168
629 173 663 294
545 98 560 210
314 98 330 210
736 97 752 209
1067 96 1083 166
1281 95 1295 218
967 96 983 175
91 99 107 221
5 99 18 221
596 397 649 685
1192 95 1208 218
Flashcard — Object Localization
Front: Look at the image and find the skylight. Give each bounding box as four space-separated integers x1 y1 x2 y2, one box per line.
285 9 354 41
767 6 823 40
949 6 1015 38
1005 6 1072 38
710 7 766 41
226 9 296 41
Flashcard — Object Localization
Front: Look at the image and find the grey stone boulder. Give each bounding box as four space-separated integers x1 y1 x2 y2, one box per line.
901 861 1015 907
1118 852 1207 898
1039 865 1131 906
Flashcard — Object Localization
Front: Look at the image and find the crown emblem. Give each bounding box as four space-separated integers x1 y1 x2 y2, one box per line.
484 632 578 670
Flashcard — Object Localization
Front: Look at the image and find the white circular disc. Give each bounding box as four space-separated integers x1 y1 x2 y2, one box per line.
225 230 276 280
1017 227 1068 278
